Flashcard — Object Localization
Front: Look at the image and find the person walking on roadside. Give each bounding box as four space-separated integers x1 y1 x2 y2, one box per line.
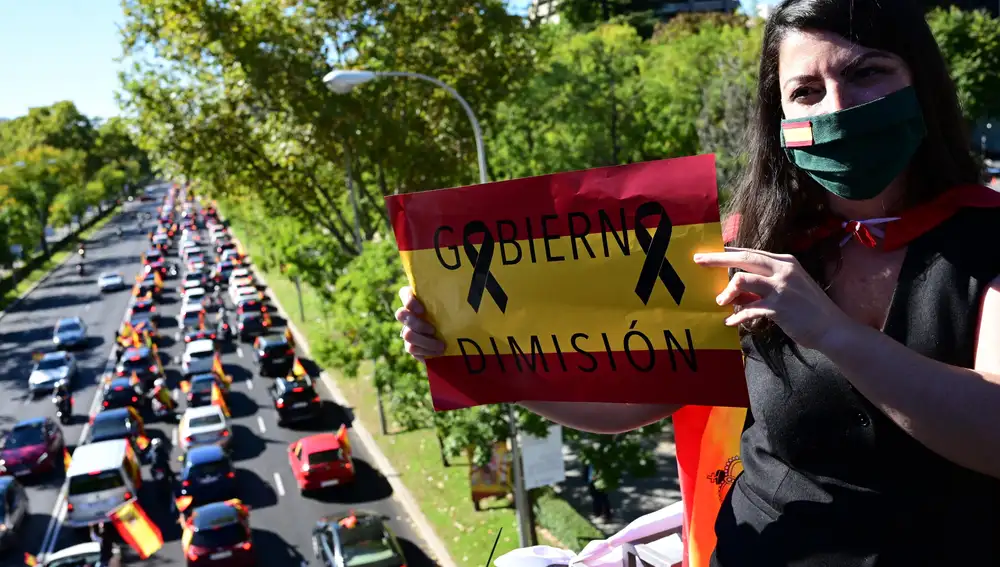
394 0 1000 562
586 464 612 522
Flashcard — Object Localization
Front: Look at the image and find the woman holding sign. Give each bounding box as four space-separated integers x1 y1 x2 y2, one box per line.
397 0 1000 563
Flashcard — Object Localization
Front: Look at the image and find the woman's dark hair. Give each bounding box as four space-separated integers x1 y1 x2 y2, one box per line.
728 0 978 358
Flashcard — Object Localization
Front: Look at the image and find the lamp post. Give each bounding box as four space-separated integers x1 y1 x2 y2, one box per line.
323 69 535 549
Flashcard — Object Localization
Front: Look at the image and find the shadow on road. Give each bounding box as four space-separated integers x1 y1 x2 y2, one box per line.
237 468 279 511
251 529 308 566
308 458 393 504
229 424 274 462
227 390 259 419
284 401 354 433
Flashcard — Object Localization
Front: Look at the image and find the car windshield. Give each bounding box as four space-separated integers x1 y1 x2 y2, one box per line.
68 469 125 496
338 523 396 567
308 449 343 465
120 357 152 373
189 415 223 428
189 349 214 360
191 379 215 393
36 357 66 370
45 552 103 567
190 521 246 548
105 387 137 402
57 321 81 333
90 418 131 441
2 425 45 449
262 342 288 354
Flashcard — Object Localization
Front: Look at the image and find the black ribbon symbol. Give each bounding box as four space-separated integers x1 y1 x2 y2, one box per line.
463 221 509 314
634 201 685 306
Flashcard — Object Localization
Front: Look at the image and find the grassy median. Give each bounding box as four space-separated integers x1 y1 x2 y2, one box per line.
228 226 604 567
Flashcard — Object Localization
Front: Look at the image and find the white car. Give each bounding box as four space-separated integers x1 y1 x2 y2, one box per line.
182 286 207 308
178 303 207 330
29 351 77 395
97 271 127 292
229 285 260 305
228 268 251 286
40 541 102 566
230 276 255 290
182 338 217 374
220 249 241 263
178 405 232 452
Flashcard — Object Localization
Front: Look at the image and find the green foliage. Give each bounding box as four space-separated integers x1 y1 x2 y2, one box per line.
927 7 1000 121
534 487 605 551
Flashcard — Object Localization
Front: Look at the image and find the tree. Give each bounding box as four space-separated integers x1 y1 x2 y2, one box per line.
0 147 84 256
927 7 1000 122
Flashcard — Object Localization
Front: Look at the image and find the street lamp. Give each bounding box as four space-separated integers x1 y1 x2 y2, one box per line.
322 69 489 184
324 68 535 549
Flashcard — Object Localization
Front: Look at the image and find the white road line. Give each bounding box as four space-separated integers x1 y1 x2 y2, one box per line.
174 331 181 341
173 387 180 399
171 428 178 446
272 472 285 496
256 416 267 434
236 347 244 358
84 304 91 311
246 380 254 391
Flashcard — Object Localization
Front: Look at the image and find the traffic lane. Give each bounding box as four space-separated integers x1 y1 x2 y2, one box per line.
0 206 157 554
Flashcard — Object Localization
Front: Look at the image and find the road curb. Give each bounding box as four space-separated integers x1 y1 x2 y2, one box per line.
240 249 458 567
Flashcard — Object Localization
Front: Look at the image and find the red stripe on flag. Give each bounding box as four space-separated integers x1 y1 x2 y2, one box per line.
387 155 720 251
425 349 748 410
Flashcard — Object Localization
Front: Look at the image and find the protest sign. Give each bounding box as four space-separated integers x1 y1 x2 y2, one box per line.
386 154 746 411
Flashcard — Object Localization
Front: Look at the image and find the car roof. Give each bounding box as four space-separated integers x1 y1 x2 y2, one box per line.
65 439 129 476
12 417 47 430
56 317 81 325
186 339 215 352
239 311 262 320
300 433 341 453
257 335 287 347
187 287 206 294
41 541 102 564
190 373 218 384
99 272 121 278
191 501 241 529
0 476 14 492
94 407 132 421
41 351 68 361
108 378 135 388
186 444 226 464
122 346 152 358
184 405 225 419
320 509 384 527
277 376 313 392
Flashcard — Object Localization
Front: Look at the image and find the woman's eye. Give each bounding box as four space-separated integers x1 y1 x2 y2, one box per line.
853 66 888 81
790 87 815 101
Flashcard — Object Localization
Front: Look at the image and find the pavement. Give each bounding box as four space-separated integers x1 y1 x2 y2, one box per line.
0 187 440 566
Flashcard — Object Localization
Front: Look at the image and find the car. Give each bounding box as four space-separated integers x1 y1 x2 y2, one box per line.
97 271 127 292
185 328 218 344
134 273 162 297
184 271 207 288
288 428 354 493
87 407 146 447
0 477 29 552
188 259 208 273
220 249 241 264
183 339 218 375
142 249 164 267
179 304 208 331
186 373 228 408
100 378 146 411
127 312 159 339
183 287 208 309
129 298 159 321
228 285 260 305
181 499 255 566
37 541 102 566
29 351 77 395
268 375 321 425
114 346 165 387
236 312 271 343
210 262 237 287
311 511 406 567
52 317 88 349
0 417 66 478
229 276 255 290
235 298 268 318
179 445 238 509
179 405 232 452
252 335 294 377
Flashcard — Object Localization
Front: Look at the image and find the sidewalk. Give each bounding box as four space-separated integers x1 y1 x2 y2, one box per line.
555 427 681 538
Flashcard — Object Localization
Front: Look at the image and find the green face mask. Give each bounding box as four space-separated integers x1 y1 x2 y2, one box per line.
780 86 927 201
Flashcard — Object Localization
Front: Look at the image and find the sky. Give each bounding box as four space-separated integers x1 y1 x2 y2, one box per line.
0 0 764 122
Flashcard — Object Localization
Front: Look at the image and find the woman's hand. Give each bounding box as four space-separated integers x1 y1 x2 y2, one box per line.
693 247 854 350
394 286 445 362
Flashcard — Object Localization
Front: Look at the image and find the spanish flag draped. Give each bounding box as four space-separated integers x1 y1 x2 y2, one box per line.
385 155 745 410
211 383 230 417
291 357 307 378
63 447 72 471
110 500 164 559
176 494 194 513
24 552 37 566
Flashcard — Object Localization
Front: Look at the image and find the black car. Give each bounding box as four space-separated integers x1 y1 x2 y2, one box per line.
236 312 270 343
0 478 29 552
130 298 159 322
184 329 218 344
114 346 165 387
182 357 216 382
186 374 225 408
101 378 146 411
311 511 406 567
210 262 237 288
179 445 237 509
88 408 143 445
252 335 294 377
268 376 320 425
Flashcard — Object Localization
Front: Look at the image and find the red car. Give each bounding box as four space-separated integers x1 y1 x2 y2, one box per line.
288 427 355 494
182 499 255 566
0 417 65 477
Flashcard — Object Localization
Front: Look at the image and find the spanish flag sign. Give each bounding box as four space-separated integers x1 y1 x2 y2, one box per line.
386 155 747 410
111 500 164 559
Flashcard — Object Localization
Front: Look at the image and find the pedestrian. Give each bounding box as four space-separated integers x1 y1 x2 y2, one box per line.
585 464 612 521
394 0 1000 562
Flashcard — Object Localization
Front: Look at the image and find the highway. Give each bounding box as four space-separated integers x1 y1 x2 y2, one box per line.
0 186 438 566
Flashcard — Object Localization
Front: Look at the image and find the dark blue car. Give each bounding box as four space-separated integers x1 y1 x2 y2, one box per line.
180 445 237 510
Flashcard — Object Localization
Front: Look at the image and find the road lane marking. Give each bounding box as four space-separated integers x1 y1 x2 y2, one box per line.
272 472 285 496
173 387 180 399
84 304 91 311
171 428 178 446
174 331 181 341
246 379 253 391
236 347 244 358
256 416 267 434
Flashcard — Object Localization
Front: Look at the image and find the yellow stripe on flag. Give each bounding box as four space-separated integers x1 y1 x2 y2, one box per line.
176 495 193 512
180 380 191 393
400 223 735 358
24 552 37 566
111 500 164 559
63 447 72 471
136 435 150 451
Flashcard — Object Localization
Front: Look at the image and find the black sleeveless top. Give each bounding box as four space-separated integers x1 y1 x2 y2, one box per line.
711 207 1000 566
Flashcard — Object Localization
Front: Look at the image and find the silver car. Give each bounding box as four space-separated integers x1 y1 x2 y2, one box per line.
97 272 127 292
28 351 77 395
52 317 88 349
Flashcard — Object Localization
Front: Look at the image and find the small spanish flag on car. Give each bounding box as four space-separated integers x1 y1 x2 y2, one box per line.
136 435 151 451
211 384 231 418
212 356 225 377
111 500 164 559
63 447 72 471
291 358 307 378
24 552 37 566
176 495 193 512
